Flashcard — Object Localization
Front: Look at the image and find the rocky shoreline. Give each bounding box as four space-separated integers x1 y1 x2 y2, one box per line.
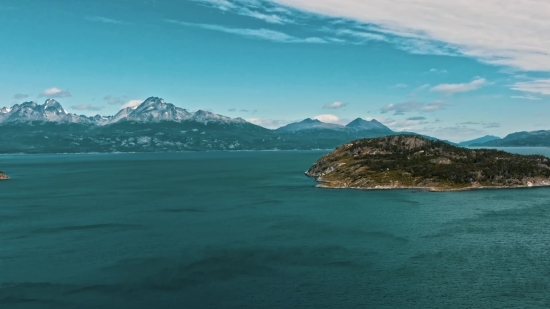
310 178 550 192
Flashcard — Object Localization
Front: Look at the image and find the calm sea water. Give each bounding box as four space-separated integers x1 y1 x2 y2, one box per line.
2 148 550 308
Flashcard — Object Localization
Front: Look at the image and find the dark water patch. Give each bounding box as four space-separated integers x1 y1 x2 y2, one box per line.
102 245 367 291
32 223 142 234
158 208 203 213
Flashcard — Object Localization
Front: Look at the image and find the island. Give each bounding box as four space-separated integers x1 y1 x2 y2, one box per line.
305 135 550 191
0 171 9 180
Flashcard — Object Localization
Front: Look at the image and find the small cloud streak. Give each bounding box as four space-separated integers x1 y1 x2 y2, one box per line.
428 68 447 74
430 78 486 95
13 93 29 100
86 16 125 24
483 122 500 128
511 79 550 96
104 95 127 105
165 19 326 44
323 102 347 109
391 83 408 89
40 87 72 98
71 104 103 111
511 95 541 100
380 101 447 115
407 116 426 121
382 118 428 129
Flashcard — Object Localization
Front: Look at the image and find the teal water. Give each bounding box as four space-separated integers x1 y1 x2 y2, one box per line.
2 149 550 308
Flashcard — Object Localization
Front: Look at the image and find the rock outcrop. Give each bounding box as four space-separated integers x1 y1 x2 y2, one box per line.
306 135 550 191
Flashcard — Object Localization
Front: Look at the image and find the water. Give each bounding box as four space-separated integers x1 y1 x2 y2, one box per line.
2 149 550 308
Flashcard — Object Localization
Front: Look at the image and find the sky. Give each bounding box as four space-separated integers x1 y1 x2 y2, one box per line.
1 0 550 142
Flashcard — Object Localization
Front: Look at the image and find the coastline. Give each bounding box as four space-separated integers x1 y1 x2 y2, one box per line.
311 180 550 192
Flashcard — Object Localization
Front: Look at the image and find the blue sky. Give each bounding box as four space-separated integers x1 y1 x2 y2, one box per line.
1 0 549 141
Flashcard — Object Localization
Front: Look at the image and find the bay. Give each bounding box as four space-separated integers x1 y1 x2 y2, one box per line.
1 149 550 308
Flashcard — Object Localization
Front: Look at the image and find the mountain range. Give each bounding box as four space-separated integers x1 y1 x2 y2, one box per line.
458 135 501 147
0 97 247 126
0 97 401 153
471 131 550 147
1 97 547 153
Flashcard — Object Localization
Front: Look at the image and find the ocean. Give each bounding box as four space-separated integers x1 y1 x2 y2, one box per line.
2 148 550 308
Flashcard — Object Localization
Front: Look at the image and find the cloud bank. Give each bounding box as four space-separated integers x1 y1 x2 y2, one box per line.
271 0 550 71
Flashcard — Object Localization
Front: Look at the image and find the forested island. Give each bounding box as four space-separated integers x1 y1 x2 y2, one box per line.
306 135 550 191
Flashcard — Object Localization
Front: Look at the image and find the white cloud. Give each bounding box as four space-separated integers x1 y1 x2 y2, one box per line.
313 114 340 123
121 100 143 110
40 87 72 98
430 78 486 95
165 20 326 43
323 102 346 109
271 0 550 71
511 95 541 101
511 79 550 96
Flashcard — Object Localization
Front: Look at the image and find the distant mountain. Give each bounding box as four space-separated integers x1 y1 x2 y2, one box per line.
346 118 393 132
458 135 501 147
0 97 450 154
472 130 550 147
276 117 392 133
276 118 345 132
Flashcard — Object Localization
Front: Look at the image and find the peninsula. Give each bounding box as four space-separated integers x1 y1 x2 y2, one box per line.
0 171 8 180
306 135 550 191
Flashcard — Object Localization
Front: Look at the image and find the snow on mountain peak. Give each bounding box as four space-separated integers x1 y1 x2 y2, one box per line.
0 96 252 126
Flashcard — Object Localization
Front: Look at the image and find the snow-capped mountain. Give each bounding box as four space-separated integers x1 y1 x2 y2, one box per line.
191 110 246 125
88 115 113 126
345 118 392 132
119 97 192 123
0 97 247 126
0 99 92 124
110 97 246 125
110 107 136 124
